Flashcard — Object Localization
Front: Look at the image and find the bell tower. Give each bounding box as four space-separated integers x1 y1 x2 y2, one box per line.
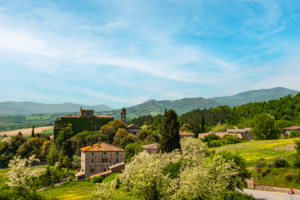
120 107 126 124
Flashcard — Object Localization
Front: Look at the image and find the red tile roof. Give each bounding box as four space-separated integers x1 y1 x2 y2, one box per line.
81 142 125 152
127 124 142 130
227 129 246 133
199 132 242 139
141 143 160 150
96 115 115 119
283 126 300 130
179 130 195 136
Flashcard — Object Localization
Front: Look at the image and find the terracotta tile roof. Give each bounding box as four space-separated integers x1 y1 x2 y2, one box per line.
96 115 115 119
90 170 112 178
127 124 142 130
61 115 80 118
141 143 160 150
199 132 242 139
208 131 227 134
81 142 125 152
109 162 125 170
227 129 246 133
283 126 300 130
179 130 195 136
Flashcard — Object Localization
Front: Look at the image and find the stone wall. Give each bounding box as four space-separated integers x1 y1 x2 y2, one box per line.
82 151 125 178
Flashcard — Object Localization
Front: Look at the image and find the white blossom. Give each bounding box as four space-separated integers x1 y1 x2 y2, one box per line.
6 155 43 190
1 137 12 145
91 180 116 200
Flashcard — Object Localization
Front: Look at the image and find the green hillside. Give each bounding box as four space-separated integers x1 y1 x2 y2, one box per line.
100 97 219 119
209 87 299 107
0 102 113 114
103 87 300 120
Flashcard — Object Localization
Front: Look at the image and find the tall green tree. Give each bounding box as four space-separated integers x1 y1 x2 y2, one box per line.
251 113 280 140
61 139 77 179
193 122 200 138
31 125 34 138
161 109 180 153
201 114 205 133
46 142 59 166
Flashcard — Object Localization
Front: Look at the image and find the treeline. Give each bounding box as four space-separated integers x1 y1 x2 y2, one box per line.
127 93 300 129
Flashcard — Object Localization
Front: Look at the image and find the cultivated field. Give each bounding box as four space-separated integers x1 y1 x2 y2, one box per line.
214 138 297 166
0 126 53 136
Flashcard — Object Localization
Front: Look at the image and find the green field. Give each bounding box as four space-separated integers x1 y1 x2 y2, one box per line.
214 138 297 166
39 181 137 200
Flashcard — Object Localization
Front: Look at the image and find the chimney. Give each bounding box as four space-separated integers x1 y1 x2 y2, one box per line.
98 138 101 147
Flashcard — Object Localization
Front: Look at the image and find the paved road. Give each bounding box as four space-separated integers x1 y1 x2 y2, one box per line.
243 189 298 200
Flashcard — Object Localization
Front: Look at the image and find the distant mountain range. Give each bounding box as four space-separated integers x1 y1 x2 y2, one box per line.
0 87 299 116
101 87 300 119
0 102 113 114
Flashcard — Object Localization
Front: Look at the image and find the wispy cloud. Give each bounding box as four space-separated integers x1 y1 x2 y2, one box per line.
0 0 299 108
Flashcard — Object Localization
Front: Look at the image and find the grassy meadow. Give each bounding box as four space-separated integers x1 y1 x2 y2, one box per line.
214 138 297 166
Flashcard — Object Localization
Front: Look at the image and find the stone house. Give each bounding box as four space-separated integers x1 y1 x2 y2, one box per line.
126 124 142 136
75 138 125 180
283 126 300 134
141 143 160 155
198 127 253 140
179 130 195 139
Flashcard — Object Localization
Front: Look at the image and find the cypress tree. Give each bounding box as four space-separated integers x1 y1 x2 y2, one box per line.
201 115 205 133
31 125 35 138
161 109 180 153
193 122 200 138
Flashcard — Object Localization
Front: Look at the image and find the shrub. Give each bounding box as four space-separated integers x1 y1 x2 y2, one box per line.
209 140 222 148
256 158 267 167
162 160 182 179
115 177 121 189
203 133 221 143
290 130 300 138
63 180 70 185
294 160 300 168
274 157 289 168
262 168 271 177
285 172 294 181
85 177 91 182
92 175 103 183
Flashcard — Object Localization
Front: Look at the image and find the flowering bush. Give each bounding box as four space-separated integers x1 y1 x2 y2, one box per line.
91 180 116 200
284 172 294 181
6 155 43 191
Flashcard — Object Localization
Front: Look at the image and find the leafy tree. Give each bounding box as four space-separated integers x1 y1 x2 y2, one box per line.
41 166 52 187
181 123 192 131
73 155 81 168
161 109 180 153
56 124 73 149
17 137 45 160
137 129 150 141
101 120 127 142
145 133 161 143
114 128 128 146
119 135 136 149
251 113 280 140
211 122 228 132
215 150 251 189
41 140 52 160
61 139 77 179
46 142 59 166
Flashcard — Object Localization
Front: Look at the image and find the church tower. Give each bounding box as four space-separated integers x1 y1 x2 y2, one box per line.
120 107 126 124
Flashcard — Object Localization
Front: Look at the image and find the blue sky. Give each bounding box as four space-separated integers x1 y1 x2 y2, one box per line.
0 0 300 109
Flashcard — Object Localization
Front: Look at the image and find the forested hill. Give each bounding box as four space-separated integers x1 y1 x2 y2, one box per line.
209 87 299 107
0 102 113 114
103 87 299 119
129 93 300 128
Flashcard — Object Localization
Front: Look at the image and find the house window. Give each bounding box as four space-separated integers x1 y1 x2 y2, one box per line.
116 158 119 163
91 152 94 155
91 159 94 163
116 152 119 155
91 169 94 172
104 152 106 155
103 159 107 162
